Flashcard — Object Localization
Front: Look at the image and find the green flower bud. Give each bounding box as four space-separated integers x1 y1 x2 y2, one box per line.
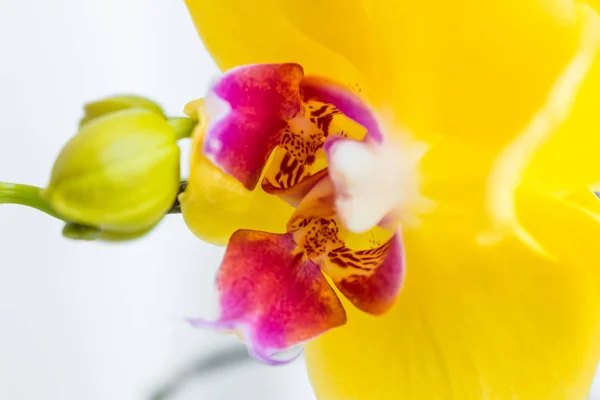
80 95 165 126
44 108 181 235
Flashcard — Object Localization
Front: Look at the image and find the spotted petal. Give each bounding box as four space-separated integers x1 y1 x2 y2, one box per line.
288 178 405 314
301 76 383 143
260 98 366 204
192 229 347 364
323 233 404 315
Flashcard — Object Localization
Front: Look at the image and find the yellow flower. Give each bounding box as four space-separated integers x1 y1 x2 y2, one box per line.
183 0 600 398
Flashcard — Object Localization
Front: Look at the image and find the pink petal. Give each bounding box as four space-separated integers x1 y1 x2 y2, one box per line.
203 63 305 190
192 229 347 364
301 76 383 143
323 232 405 315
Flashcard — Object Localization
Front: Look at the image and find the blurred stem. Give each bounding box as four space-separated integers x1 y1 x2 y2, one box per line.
168 117 197 141
0 181 181 241
0 182 64 220
167 181 187 214
150 345 252 400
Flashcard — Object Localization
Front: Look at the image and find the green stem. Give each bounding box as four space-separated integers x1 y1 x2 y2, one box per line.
0 182 64 221
168 117 197 141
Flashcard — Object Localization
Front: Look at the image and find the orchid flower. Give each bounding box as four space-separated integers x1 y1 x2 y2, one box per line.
181 0 600 399
181 63 406 363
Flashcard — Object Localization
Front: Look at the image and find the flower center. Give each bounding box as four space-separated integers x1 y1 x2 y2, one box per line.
262 100 344 192
186 63 408 364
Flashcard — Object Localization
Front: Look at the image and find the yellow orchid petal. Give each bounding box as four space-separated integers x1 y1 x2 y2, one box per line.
480 6 600 248
362 0 582 143
187 0 583 143
276 0 378 81
518 187 600 287
180 100 293 246
584 0 600 13
306 186 600 399
184 0 600 228
184 0 367 95
522 18 600 191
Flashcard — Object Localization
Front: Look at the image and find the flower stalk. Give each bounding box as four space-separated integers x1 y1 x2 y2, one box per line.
0 182 62 220
168 117 197 140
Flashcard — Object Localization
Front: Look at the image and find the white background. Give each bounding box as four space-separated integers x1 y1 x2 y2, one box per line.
0 1 316 399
